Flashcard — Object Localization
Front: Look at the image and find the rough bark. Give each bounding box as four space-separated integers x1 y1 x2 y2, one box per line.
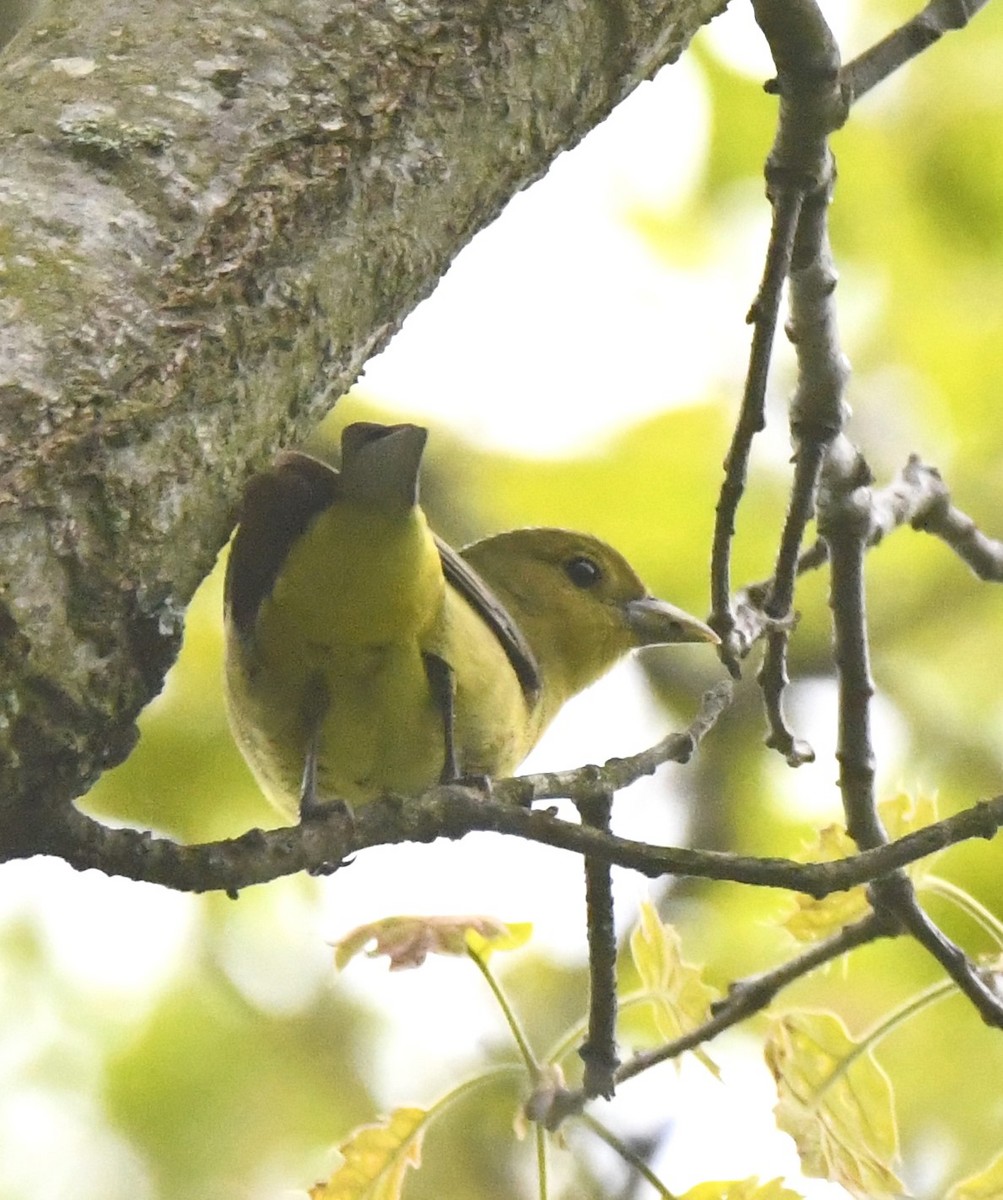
0 0 724 839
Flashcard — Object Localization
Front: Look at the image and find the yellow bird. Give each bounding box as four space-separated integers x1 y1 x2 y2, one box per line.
223 422 718 820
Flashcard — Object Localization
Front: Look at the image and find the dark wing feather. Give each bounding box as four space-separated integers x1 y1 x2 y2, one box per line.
436 534 542 704
225 451 341 638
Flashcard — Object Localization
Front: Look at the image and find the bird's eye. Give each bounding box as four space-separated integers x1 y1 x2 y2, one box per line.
564 555 602 589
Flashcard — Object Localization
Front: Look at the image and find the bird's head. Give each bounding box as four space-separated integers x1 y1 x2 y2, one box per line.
461 527 718 705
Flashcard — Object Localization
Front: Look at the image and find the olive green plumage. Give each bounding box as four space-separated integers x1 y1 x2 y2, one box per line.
223 422 717 819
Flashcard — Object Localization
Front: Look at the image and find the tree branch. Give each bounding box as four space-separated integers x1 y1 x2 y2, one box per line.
823 465 1003 1029
710 183 803 660
711 0 848 684
737 452 1003 646
576 789 621 1100
909 459 1003 579
842 0 993 104
714 0 1003 1038
9 758 1003 900
540 909 894 1127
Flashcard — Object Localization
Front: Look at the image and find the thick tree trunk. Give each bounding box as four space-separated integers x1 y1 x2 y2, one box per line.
0 0 723 843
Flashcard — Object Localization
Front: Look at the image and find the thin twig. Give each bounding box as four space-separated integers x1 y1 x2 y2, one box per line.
710 184 804 666
576 789 621 1100
708 4 840 651
759 174 850 764
736 452 1003 650
823 470 1003 1028
842 0 992 104
758 424 826 766
909 459 1003 579
713 0 848 708
541 909 893 1127
822 478 885 849
870 872 1003 1029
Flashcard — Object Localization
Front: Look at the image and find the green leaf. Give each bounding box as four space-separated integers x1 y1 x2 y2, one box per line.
765 1011 904 1200
780 823 870 943
781 793 941 943
628 900 720 1074
310 1107 427 1200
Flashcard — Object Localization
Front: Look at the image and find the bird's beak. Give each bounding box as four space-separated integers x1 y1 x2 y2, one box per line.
625 597 720 647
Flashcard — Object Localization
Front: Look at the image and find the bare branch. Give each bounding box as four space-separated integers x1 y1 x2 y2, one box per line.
576 790 620 1100
739 451 1003 642
869 873 1003 1029
712 0 848 698
823 464 1003 1029
711 183 803 663
542 909 893 1127
843 0 992 104
822 469 884 850
13 767 1003 899
909 459 1003 579
759 170 851 764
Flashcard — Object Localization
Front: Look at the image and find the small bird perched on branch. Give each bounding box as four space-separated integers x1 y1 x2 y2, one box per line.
223 421 718 820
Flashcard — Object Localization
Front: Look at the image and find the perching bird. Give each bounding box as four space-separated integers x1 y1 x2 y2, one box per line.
223 422 718 820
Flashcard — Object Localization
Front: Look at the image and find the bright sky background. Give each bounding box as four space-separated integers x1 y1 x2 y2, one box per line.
2 4 876 1197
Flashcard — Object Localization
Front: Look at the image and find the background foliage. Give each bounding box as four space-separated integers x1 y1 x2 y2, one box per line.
4 2 1003 1197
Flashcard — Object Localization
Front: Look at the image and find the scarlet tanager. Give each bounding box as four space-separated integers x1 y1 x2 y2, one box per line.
223 422 718 820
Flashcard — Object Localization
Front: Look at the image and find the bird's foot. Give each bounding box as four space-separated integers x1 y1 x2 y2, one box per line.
300 794 352 823
449 772 494 799
299 793 356 875
307 855 354 877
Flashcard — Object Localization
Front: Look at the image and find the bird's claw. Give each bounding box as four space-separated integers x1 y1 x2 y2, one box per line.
450 772 494 799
